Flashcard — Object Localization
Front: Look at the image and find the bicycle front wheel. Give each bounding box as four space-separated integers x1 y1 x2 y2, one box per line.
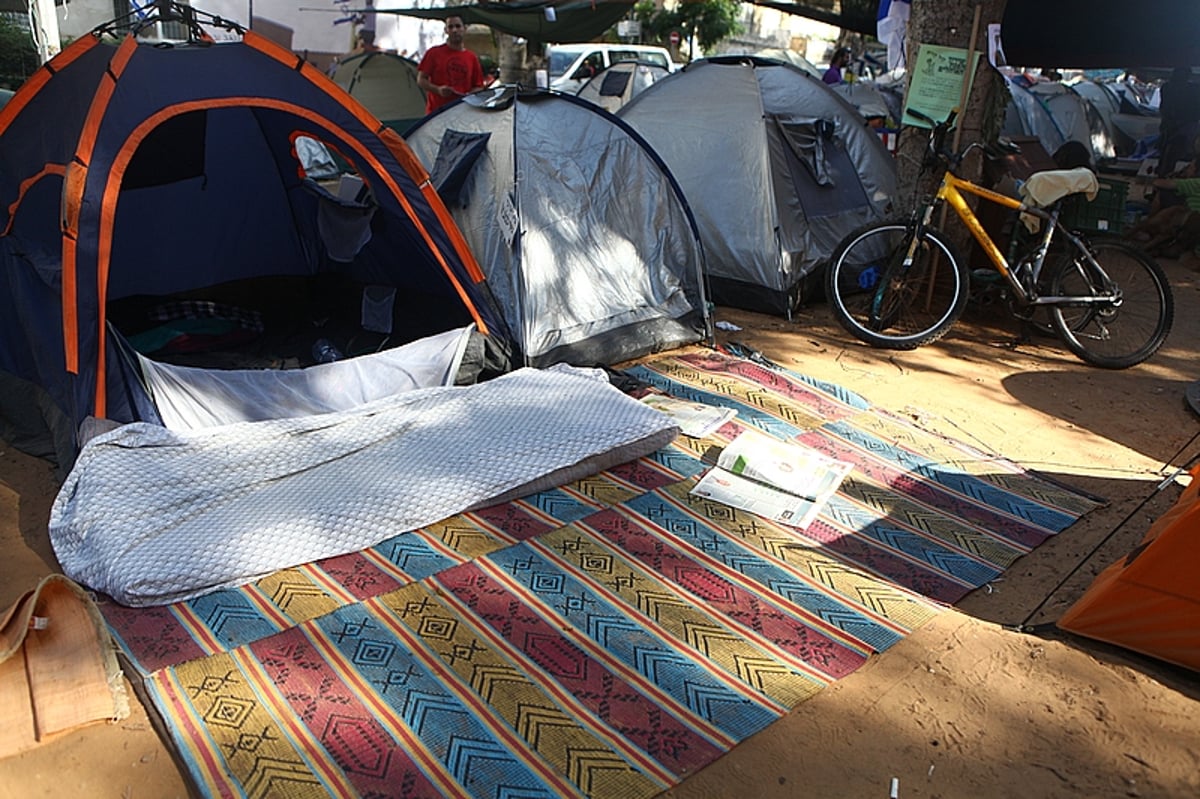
825 221 969 349
1049 240 1174 369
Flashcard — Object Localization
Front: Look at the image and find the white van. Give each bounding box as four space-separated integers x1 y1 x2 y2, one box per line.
546 43 675 94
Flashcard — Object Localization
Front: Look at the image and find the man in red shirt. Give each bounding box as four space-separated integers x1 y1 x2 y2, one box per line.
416 16 485 114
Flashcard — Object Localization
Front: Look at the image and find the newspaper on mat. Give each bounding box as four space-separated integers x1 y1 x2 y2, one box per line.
640 393 737 438
691 427 852 529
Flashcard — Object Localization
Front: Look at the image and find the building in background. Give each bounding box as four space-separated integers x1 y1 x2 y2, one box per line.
717 4 840 66
40 0 434 72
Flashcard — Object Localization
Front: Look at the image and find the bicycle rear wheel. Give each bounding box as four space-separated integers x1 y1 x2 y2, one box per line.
825 221 969 349
1048 240 1174 368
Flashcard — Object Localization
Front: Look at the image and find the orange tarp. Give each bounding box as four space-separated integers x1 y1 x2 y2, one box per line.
1058 465 1200 672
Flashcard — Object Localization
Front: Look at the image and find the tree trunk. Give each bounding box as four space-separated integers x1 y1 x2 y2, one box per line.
497 34 530 85
896 0 1010 211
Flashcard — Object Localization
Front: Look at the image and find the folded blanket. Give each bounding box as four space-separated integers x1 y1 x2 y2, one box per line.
50 365 679 606
0 575 128 756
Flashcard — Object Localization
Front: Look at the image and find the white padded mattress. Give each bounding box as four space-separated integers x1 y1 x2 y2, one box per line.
50 365 678 606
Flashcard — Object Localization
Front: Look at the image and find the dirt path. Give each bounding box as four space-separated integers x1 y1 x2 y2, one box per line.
1 259 1198 799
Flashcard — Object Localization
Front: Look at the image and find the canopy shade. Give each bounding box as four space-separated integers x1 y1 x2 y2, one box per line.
344 0 636 44
746 0 877 35
1002 0 1200 69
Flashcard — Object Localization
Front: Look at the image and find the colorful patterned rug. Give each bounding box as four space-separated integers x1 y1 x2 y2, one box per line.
100 349 1101 798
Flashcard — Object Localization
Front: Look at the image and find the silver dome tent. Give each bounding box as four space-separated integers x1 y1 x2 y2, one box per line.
406 87 711 367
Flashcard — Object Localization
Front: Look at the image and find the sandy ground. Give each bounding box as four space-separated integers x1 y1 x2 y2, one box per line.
1 258 1198 799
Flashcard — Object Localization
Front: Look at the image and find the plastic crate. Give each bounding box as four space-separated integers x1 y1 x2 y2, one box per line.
1060 177 1129 234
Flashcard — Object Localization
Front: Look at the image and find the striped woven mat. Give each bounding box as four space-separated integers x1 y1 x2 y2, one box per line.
101 350 1100 798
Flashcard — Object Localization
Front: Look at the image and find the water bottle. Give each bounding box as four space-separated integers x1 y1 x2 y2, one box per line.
311 338 342 364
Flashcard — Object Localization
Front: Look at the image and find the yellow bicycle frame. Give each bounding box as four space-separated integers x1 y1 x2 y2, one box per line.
935 171 1038 282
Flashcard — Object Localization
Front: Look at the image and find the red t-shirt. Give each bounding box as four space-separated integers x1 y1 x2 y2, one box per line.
418 44 485 113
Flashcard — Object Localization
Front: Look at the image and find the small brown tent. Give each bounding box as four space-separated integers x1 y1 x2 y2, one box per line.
1057 465 1200 672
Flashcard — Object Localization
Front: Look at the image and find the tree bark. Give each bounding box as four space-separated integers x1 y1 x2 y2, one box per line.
895 0 1010 209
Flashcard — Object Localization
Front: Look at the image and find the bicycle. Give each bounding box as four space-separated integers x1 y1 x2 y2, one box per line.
824 108 1174 369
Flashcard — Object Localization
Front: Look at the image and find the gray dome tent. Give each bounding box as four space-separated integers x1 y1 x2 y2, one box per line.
618 57 898 316
405 87 710 367
830 80 894 123
1072 80 1131 155
715 46 822 79
1073 80 1160 157
331 51 427 133
575 60 671 114
1003 77 1116 165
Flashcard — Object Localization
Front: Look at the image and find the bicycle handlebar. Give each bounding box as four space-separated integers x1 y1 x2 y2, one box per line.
906 107 964 169
906 107 957 128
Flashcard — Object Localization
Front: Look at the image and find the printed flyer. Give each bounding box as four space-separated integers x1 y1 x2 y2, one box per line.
691 428 852 529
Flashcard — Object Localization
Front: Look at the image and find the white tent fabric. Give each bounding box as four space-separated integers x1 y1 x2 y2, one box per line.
876 0 912 72
294 136 340 179
50 364 679 606
137 325 475 430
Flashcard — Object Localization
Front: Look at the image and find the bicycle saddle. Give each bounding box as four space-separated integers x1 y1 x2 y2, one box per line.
1020 168 1100 208
1017 168 1100 232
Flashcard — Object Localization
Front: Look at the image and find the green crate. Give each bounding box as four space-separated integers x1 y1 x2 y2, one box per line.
1060 177 1129 234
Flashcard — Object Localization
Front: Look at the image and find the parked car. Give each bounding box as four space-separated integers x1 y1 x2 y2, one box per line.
546 43 675 94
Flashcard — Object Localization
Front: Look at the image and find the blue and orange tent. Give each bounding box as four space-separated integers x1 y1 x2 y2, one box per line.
0 6 509 468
